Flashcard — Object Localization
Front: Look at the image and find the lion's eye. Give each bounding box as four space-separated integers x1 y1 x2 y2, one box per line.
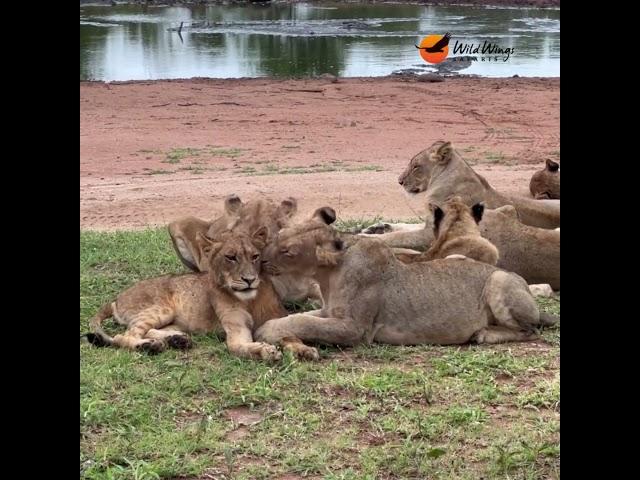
412 165 420 172
252 254 260 261
225 255 237 262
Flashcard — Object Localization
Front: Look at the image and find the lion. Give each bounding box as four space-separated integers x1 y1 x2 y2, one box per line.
254 208 558 359
529 159 560 200
359 143 560 289
360 204 559 290
397 141 560 229
398 196 499 266
168 194 323 306
86 227 284 361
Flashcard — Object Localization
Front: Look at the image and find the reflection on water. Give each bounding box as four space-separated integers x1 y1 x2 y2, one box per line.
79 3 559 80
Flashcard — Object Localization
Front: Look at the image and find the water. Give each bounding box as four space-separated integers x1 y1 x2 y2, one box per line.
80 3 559 81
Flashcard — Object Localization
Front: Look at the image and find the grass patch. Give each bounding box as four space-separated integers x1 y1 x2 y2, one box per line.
164 146 244 164
239 163 385 177
80 228 559 480
345 165 384 172
484 151 508 164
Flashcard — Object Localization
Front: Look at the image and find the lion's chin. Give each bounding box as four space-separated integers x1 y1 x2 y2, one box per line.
232 289 258 301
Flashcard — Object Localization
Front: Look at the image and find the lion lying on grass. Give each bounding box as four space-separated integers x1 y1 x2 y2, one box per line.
86 227 284 361
255 208 558 360
396 196 499 266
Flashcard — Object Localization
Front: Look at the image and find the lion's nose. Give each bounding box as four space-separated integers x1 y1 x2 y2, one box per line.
242 276 256 286
398 177 404 185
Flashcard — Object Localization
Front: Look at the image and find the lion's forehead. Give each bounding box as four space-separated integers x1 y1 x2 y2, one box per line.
278 224 331 243
220 238 258 257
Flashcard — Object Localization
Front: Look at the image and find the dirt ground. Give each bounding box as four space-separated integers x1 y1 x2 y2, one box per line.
80 76 559 230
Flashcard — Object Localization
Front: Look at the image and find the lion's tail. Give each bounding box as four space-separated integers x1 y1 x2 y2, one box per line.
85 302 115 347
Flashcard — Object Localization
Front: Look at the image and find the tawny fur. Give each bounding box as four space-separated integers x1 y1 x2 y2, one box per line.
397 141 559 229
402 196 498 265
529 159 560 200
255 209 558 360
87 228 285 361
360 143 560 289
168 194 323 306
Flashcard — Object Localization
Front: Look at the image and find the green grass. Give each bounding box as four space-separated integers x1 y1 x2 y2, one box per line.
484 151 508 164
164 146 244 164
239 163 385 177
80 228 559 480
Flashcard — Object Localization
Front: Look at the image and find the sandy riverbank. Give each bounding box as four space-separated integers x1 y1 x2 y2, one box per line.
80 76 559 230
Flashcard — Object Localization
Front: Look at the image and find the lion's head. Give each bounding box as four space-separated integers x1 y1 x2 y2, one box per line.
169 194 299 274
529 159 560 200
431 196 484 239
197 226 268 301
399 141 489 207
208 194 298 242
262 207 344 277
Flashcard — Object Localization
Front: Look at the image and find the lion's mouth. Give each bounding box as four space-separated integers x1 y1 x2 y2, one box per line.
409 187 421 194
232 286 257 292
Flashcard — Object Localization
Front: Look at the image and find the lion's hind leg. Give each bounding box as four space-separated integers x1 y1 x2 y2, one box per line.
482 271 545 342
472 326 538 344
112 305 175 354
145 326 193 350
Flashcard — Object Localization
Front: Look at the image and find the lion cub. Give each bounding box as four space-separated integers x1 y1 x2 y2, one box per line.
86 227 285 361
397 196 499 265
529 159 560 199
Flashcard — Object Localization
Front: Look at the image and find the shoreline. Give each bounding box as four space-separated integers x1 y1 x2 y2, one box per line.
80 73 559 85
81 1 560 8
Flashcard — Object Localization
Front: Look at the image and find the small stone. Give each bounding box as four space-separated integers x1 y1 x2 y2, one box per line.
417 73 445 83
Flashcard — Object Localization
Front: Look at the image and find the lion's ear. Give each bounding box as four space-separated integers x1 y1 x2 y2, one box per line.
278 197 298 219
224 194 243 216
471 203 484 224
432 205 444 227
196 232 223 258
435 141 453 165
223 194 243 229
545 159 559 172
312 207 336 225
251 226 269 250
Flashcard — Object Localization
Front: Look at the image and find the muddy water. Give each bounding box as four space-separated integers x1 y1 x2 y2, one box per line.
80 2 559 80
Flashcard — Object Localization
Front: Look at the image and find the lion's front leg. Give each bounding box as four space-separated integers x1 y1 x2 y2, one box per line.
360 227 432 250
255 313 365 348
280 336 320 361
220 309 282 362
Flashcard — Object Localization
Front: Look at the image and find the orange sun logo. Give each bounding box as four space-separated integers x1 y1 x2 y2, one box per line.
416 33 451 64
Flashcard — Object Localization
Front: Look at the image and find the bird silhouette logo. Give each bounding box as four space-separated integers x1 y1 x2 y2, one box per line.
416 33 451 64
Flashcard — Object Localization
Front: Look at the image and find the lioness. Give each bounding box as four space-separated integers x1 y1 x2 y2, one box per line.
399 196 499 265
529 159 560 200
398 141 560 229
86 227 283 361
255 208 558 358
360 143 560 289
168 194 323 305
